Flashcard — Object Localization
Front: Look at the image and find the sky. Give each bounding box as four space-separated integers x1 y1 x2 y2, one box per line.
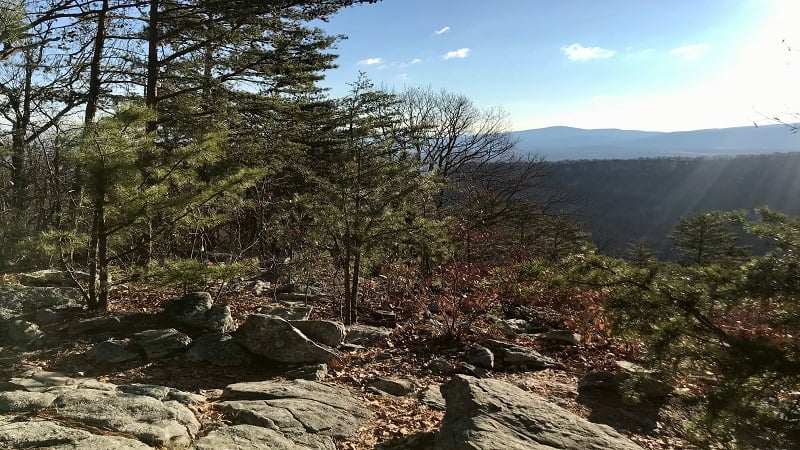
319 0 800 132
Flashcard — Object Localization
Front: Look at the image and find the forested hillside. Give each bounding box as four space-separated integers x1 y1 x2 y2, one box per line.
547 152 800 255
1 2 799 449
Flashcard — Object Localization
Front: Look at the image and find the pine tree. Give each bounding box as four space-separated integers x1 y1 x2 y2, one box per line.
576 208 800 448
314 75 441 324
66 104 265 310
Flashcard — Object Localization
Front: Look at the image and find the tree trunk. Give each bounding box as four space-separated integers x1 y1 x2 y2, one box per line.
84 0 108 125
146 0 159 130
342 244 352 325
349 249 361 325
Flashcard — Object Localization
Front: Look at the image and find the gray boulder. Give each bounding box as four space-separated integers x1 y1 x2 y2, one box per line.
219 379 370 441
484 339 564 371
87 338 140 364
17 269 90 287
133 328 192 360
163 292 212 328
7 319 44 345
501 318 534 334
0 286 82 316
429 357 454 374
186 333 252 366
539 330 582 346
436 375 643 450
258 301 313 320
68 315 123 336
35 307 74 325
289 320 346 347
465 345 494 369
207 304 236 333
236 314 338 364
418 385 446 411
162 292 235 333
192 424 335 450
285 364 328 381
344 324 390 345
367 377 417 396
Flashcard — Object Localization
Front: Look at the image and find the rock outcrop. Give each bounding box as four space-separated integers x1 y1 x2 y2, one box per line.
0 371 200 450
436 375 643 450
218 379 371 448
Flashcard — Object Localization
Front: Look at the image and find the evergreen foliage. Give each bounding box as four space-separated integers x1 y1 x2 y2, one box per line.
312 74 444 324
573 208 800 449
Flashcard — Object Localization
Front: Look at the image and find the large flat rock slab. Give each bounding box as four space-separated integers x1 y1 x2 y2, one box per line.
0 371 200 449
0 415 152 449
219 379 370 441
436 375 643 450
192 424 335 450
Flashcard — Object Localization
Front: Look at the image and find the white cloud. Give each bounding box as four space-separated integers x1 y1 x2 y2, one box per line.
560 43 616 61
435 26 450 35
443 48 470 60
669 44 710 60
411 58 422 64
357 57 383 65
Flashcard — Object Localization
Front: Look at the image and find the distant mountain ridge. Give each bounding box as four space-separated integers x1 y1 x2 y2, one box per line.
512 124 800 160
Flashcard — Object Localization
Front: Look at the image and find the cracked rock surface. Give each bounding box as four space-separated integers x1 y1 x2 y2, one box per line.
0 370 200 450
436 374 643 450
217 379 371 448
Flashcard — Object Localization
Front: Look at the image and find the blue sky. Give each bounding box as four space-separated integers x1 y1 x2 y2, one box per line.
320 0 800 131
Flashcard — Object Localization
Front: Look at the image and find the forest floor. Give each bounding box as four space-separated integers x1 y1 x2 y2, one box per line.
2 278 698 449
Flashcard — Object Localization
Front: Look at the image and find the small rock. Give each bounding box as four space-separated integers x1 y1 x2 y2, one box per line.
253 280 271 296
367 377 417 396
87 339 140 364
616 360 652 374
257 302 313 321
578 371 623 393
465 345 494 369
344 324 390 345
459 362 490 378
68 315 123 336
540 330 582 346
285 364 328 381
428 358 454 374
133 328 192 360
370 309 397 328
338 343 364 352
484 339 564 371
276 292 318 301
501 318 533 334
